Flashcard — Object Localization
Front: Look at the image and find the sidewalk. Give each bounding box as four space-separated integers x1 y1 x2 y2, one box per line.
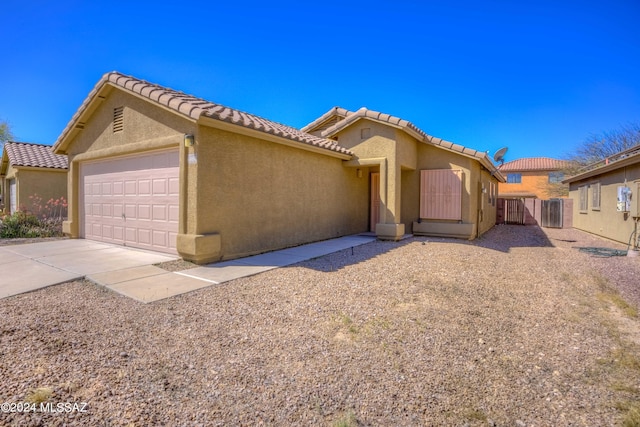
89 234 377 303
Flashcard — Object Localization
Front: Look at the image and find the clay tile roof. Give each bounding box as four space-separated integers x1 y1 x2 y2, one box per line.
317 107 504 181
498 157 571 172
54 72 351 157
4 142 68 169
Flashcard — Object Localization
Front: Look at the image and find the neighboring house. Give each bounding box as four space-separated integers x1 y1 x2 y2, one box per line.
52 71 503 264
498 157 572 200
1 142 68 214
563 144 640 245
496 157 573 227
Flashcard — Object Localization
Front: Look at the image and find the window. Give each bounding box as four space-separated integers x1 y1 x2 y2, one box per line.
579 185 588 212
591 182 601 210
548 172 564 183
507 173 521 184
420 169 463 220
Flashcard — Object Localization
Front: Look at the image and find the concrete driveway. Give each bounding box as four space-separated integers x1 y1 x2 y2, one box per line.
0 240 179 299
0 235 378 303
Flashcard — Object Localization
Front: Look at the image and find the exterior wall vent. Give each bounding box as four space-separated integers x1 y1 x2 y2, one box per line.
113 106 124 133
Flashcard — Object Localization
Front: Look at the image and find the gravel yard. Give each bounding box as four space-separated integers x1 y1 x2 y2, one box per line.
1 225 639 426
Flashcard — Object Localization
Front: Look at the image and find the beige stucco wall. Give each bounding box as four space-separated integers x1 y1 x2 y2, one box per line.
332 118 498 239
569 163 640 245
194 126 369 260
335 120 401 227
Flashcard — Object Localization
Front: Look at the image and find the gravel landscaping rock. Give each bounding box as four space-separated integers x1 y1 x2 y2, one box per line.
1 225 639 426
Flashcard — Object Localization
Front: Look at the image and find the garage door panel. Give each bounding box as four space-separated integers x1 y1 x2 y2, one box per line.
139 229 151 245
124 180 136 195
113 226 124 240
138 204 151 220
102 225 113 239
169 177 179 195
152 205 167 221
113 181 124 194
81 150 179 254
169 205 179 222
138 180 151 195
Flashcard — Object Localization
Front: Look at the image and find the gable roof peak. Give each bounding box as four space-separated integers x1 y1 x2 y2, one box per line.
54 71 352 157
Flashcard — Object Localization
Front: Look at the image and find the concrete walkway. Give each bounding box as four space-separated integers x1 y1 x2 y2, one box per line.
0 240 179 300
1 235 376 303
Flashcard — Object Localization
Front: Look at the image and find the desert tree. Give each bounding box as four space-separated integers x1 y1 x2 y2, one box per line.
0 119 14 151
567 122 640 167
545 123 640 198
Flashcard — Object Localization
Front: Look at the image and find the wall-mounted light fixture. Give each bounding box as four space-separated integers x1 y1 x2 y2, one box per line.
184 134 195 147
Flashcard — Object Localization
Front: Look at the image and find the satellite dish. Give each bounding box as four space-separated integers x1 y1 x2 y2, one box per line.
493 147 508 165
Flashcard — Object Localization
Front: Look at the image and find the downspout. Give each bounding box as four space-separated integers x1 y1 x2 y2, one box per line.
179 134 189 235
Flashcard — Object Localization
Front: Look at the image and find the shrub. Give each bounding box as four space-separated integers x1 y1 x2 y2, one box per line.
0 194 67 238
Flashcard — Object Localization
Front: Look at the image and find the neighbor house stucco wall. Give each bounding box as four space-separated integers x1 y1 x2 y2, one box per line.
568 163 640 245
499 171 557 199
194 126 370 260
10 168 67 215
1 163 67 215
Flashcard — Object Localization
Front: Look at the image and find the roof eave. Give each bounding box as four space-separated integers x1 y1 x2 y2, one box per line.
321 109 504 181
52 77 114 155
563 153 640 183
301 106 351 133
198 116 353 160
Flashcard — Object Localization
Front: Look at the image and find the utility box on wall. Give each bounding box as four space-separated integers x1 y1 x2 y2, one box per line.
617 186 632 212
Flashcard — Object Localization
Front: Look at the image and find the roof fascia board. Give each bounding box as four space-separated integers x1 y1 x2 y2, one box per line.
563 153 640 183
53 84 114 154
8 165 68 173
198 116 352 160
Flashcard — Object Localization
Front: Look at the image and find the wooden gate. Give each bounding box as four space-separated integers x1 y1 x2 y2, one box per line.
542 199 563 228
504 198 525 225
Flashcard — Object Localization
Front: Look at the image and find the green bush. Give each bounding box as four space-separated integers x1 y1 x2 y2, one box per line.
0 211 64 238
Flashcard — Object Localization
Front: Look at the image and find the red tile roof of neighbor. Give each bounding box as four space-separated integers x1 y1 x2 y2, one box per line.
4 141 68 169
498 157 572 172
53 72 352 156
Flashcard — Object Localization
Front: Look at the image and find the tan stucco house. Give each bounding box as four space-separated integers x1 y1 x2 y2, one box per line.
564 144 640 246
1 141 68 214
52 71 504 263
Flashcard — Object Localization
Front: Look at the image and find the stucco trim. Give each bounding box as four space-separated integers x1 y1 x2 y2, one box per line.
6 166 67 174
69 135 181 163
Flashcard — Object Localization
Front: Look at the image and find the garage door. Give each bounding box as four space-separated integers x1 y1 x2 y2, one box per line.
80 150 179 254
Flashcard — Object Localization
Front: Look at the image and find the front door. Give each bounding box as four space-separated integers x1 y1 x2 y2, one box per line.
370 172 380 232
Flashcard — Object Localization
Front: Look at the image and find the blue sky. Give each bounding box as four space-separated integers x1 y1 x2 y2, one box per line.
1 0 639 162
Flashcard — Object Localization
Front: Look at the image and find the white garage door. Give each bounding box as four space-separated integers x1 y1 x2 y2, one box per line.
80 150 179 254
